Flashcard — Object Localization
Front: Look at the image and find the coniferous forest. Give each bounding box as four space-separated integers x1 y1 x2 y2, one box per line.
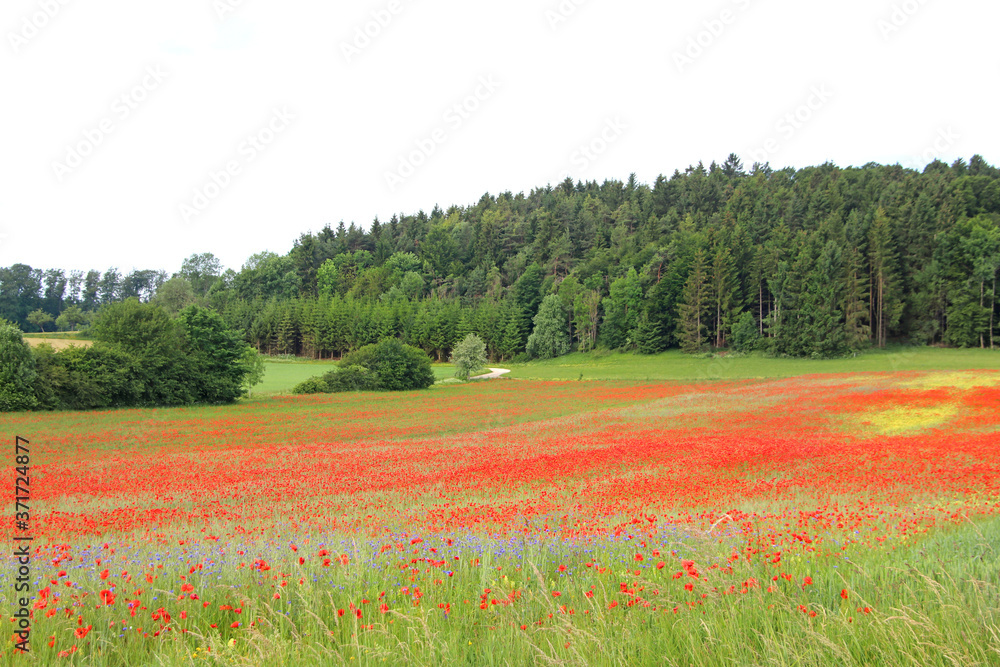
4 155 1000 360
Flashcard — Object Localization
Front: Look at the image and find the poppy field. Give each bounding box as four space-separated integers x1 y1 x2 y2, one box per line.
4 371 1000 666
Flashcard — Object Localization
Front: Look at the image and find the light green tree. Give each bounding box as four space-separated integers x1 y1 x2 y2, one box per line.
55 305 88 332
27 309 54 333
179 252 223 296
155 276 197 315
963 215 1000 349
240 346 267 397
450 333 488 380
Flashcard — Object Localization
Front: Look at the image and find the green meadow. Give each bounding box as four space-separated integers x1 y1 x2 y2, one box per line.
505 347 1000 381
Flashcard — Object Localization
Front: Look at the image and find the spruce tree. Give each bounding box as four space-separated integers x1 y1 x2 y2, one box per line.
708 244 740 348
499 314 524 361
677 249 710 353
869 208 903 348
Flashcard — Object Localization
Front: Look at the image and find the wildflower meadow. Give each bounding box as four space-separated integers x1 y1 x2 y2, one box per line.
4 371 1000 665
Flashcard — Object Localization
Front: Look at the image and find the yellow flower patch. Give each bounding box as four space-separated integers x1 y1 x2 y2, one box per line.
857 404 959 435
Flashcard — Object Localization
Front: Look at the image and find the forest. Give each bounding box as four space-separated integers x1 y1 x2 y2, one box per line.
3 154 999 360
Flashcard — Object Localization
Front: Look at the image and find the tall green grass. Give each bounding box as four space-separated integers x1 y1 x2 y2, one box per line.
5 516 997 666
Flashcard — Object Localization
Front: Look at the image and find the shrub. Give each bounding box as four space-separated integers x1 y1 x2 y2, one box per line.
295 339 435 394
22 300 253 411
291 377 331 395
341 338 434 391
323 365 381 392
0 323 38 412
92 299 192 406
32 343 144 410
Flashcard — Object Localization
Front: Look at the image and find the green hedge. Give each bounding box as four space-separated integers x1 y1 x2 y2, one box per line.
292 339 433 394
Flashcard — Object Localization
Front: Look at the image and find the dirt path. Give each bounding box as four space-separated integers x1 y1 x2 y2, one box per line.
470 368 511 380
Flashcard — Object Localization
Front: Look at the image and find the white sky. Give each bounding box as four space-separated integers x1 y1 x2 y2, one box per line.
2 0 997 274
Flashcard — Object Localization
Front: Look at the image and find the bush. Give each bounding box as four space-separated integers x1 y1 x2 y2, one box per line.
20 300 254 412
92 299 192 406
0 323 38 412
291 377 331 395
291 340 434 395
32 343 144 410
341 338 434 391
323 365 381 392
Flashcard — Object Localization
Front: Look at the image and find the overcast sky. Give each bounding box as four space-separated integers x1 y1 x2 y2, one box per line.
3 0 997 274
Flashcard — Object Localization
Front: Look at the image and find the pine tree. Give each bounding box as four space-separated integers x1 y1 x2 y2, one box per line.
776 236 814 356
708 244 740 348
276 311 296 355
803 241 848 357
634 311 665 354
749 247 771 337
298 299 318 358
843 245 871 351
456 310 474 342
869 208 903 348
499 312 524 361
677 249 710 353
637 277 672 354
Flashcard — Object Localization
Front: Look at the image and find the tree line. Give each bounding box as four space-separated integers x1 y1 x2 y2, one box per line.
4 155 1000 360
0 302 261 412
